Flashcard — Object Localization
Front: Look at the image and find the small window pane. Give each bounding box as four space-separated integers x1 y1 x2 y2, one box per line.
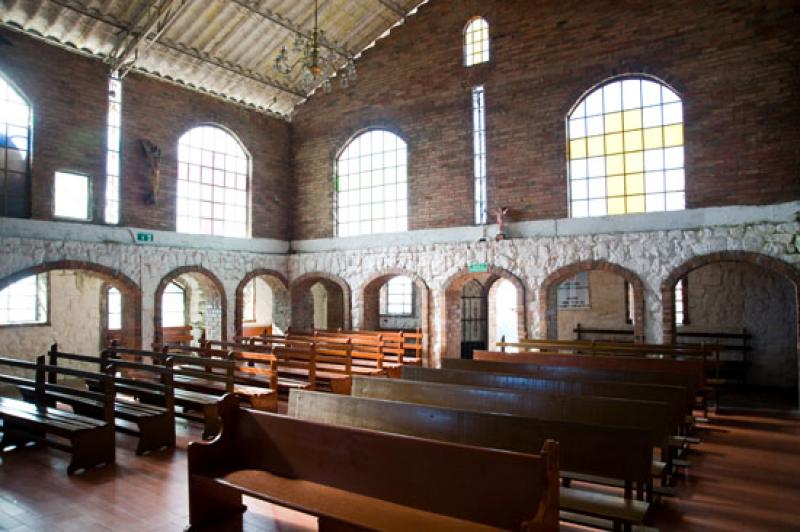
54 172 91 220
464 18 490 66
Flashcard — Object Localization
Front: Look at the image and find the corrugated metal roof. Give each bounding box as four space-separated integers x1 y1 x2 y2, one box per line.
1 0 429 120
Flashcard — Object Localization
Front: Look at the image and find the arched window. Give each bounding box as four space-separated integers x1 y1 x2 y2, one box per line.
464 17 490 66
568 77 685 217
177 125 250 238
1 73 32 218
162 281 186 327
336 130 407 237
107 286 122 330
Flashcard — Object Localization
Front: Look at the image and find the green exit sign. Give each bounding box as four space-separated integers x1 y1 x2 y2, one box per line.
136 232 154 243
468 262 489 273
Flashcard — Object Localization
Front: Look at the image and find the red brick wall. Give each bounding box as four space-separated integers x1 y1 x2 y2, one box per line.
291 0 800 239
0 28 292 239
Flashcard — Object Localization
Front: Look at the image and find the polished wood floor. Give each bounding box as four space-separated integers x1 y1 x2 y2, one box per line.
1 403 799 531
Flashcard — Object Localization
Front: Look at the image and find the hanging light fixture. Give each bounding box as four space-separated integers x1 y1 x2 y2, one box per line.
273 0 357 94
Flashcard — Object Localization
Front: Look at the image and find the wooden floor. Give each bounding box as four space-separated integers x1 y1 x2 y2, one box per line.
1 404 799 531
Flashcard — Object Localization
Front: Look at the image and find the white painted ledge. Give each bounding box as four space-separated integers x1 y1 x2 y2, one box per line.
290 201 800 253
0 217 289 254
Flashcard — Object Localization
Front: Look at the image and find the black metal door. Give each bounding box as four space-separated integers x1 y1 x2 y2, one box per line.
461 280 487 359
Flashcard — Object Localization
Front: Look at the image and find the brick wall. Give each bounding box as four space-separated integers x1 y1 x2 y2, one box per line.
291 0 800 239
0 28 292 240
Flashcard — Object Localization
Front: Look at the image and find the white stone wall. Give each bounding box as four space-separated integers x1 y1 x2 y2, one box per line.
289 219 800 365
0 236 287 354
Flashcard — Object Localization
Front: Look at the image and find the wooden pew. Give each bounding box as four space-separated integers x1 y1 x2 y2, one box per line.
105 346 234 439
500 338 716 362
0 356 116 474
161 325 194 346
186 394 560 531
403 366 690 436
45 345 176 455
473 350 708 416
241 324 272 338
289 389 653 529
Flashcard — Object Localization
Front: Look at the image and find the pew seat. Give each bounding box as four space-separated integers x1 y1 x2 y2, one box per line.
561 487 650 528
187 394 560 531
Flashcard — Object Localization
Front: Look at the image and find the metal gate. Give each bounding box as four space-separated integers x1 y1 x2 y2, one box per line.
460 280 487 359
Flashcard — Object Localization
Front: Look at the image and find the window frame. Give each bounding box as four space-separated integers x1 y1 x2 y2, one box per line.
176 123 252 239
334 127 409 238
0 273 50 328
243 278 257 323
52 170 93 222
463 16 490 67
379 276 416 318
675 276 690 326
566 74 685 219
106 285 123 331
0 71 33 219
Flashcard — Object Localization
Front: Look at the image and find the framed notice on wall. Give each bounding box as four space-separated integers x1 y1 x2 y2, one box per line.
557 272 591 309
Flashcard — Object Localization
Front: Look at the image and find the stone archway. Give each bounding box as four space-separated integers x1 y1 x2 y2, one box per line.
539 260 645 341
235 269 289 336
440 266 527 363
154 266 227 346
0 260 142 349
359 269 432 365
289 272 352 331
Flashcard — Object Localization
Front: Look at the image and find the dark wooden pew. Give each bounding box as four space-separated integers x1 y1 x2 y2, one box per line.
45 345 175 455
0 356 116 474
288 389 653 529
403 366 690 436
186 394 560 531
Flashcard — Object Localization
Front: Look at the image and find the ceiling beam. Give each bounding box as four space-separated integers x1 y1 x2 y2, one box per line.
231 0 354 59
375 0 406 17
47 0 305 98
109 0 190 78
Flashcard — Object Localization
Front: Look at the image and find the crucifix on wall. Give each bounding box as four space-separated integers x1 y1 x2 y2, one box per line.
140 138 161 205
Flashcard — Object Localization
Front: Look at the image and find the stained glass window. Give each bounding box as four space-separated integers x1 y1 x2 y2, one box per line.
568 78 685 217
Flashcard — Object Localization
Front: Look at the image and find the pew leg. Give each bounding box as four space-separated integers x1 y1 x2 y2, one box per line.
329 377 352 395
202 404 221 440
67 425 115 475
135 413 176 455
187 475 246 531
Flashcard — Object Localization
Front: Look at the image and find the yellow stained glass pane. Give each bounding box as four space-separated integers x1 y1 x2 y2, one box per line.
625 151 644 173
605 133 623 154
624 130 643 151
607 175 625 196
625 173 645 195
643 127 663 149
570 139 586 159
608 197 626 215
664 124 683 147
626 194 645 213
604 112 622 133
623 109 642 130
606 154 624 176
587 135 605 157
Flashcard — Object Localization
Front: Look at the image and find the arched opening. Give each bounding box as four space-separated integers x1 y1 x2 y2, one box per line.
290 273 351 332
442 267 526 361
489 278 519 349
154 267 226 347
360 270 431 363
235 270 289 336
0 261 141 357
540 260 645 341
663 252 800 409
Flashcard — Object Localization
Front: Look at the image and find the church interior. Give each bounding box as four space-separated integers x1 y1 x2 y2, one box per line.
0 0 798 530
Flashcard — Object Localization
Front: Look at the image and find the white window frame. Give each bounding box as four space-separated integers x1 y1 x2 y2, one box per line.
379 276 415 317
0 273 49 326
107 286 122 331
53 171 92 221
162 281 187 327
464 17 490 67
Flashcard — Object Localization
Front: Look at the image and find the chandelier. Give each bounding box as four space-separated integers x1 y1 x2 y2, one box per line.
273 0 357 94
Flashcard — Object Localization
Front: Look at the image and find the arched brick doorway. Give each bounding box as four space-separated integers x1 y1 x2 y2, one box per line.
359 269 431 365
289 272 351 331
441 266 527 362
0 260 142 350
235 269 289 336
154 266 227 347
540 260 645 341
